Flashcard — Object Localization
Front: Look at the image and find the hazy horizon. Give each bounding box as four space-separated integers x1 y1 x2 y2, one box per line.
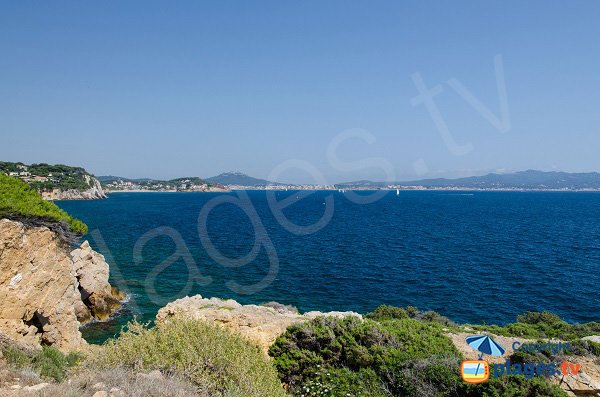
2 2 600 183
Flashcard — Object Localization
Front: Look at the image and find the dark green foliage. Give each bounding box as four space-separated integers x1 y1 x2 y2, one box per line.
367 305 455 326
467 374 567 397
0 161 94 191
570 339 600 357
270 310 567 397
0 174 87 235
365 305 408 321
269 316 460 395
470 311 600 340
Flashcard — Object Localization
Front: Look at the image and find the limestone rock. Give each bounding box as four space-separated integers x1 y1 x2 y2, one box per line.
0 219 85 350
556 370 600 397
70 241 123 323
156 295 360 354
23 383 49 392
40 175 107 201
0 219 124 350
582 335 600 344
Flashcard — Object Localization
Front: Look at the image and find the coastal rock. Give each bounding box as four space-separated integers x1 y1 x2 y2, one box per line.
557 368 600 397
40 175 107 200
0 219 85 350
582 335 600 344
0 219 123 350
156 295 361 354
71 241 124 323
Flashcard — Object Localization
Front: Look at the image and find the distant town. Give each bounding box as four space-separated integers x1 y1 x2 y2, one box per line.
3 163 600 199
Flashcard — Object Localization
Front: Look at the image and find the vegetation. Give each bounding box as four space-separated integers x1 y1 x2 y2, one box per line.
30 368 203 397
84 319 287 396
270 308 569 397
1 345 81 382
469 311 600 340
0 173 88 235
0 161 96 192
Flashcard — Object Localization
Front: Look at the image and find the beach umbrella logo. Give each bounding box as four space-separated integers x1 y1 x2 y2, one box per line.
466 335 505 359
461 335 505 384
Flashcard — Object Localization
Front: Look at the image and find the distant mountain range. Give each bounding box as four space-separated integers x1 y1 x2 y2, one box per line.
98 170 600 190
338 170 600 190
205 172 283 186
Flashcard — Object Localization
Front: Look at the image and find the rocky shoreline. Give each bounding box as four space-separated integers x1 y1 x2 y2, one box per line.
0 217 599 396
0 219 123 350
40 175 107 201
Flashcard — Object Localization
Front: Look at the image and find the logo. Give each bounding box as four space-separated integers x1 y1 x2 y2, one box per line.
461 335 581 383
461 360 489 384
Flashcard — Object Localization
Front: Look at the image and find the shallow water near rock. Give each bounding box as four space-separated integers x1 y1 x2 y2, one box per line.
56 190 600 344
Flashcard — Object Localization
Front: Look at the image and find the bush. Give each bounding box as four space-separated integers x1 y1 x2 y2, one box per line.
270 314 567 397
470 311 600 341
1 345 81 382
0 173 87 235
269 316 460 395
365 305 408 321
84 319 286 397
467 374 567 397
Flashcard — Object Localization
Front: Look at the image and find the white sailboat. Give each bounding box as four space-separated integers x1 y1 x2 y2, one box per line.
396 189 400 196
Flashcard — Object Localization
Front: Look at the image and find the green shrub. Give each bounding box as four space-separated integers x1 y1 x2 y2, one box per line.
3 345 30 368
0 173 87 235
84 319 286 397
469 311 600 341
270 315 567 397
468 374 567 397
1 345 81 382
269 316 460 395
365 305 408 321
296 366 385 397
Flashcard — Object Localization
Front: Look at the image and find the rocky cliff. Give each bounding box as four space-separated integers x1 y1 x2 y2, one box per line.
0 219 123 350
156 295 361 354
40 175 106 200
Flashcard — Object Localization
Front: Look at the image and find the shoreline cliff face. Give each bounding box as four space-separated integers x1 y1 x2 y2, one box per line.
41 175 106 201
0 219 122 350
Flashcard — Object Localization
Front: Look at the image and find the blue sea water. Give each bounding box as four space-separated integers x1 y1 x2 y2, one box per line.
56 190 600 344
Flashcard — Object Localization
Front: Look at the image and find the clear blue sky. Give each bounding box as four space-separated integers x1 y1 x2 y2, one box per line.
1 1 599 183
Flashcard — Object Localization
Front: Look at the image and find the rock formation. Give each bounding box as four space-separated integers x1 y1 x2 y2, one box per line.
71 241 126 324
40 175 106 200
0 219 123 350
156 295 361 354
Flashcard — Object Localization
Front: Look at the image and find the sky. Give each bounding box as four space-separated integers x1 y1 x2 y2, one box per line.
1 1 600 183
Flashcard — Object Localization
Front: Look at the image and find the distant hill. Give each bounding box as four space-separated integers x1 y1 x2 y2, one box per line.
339 170 600 190
0 161 106 199
205 172 283 186
99 175 225 192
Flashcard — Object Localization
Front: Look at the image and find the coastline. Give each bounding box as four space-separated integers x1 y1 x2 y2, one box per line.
104 187 600 193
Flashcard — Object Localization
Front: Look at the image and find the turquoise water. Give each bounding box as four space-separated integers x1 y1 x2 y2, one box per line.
56 191 600 343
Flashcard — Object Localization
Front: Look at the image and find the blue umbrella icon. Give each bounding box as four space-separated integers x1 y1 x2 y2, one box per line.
466 335 505 359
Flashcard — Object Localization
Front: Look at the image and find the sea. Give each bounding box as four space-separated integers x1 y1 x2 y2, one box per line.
56 190 600 344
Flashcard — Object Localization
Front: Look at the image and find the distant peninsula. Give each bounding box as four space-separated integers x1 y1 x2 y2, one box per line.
0 161 105 200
